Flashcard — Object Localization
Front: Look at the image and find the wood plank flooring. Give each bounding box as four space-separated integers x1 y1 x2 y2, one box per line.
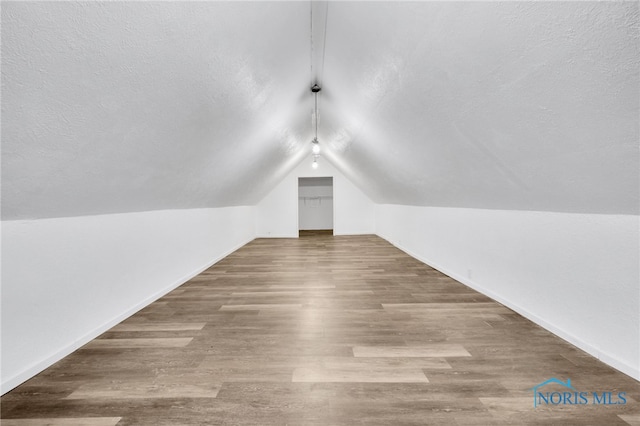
2 234 639 425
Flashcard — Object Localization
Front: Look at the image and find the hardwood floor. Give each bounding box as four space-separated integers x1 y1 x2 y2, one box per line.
2 234 639 425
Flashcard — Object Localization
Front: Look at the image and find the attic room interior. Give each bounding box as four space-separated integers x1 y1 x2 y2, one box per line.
1 1 639 425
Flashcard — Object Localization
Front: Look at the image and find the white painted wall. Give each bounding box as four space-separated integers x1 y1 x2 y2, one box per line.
0 206 255 393
256 158 375 237
376 204 640 380
298 178 334 231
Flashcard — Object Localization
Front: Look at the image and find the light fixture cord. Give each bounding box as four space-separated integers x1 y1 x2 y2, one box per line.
320 2 328 88
310 1 328 88
314 91 318 140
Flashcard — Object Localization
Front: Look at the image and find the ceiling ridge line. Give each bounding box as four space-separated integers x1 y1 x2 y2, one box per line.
319 1 329 88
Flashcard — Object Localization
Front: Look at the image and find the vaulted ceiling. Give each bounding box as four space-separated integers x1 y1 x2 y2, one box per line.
2 1 638 220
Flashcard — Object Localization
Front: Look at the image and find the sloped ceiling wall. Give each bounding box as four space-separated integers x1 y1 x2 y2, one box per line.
2 1 638 220
320 1 639 214
2 1 313 219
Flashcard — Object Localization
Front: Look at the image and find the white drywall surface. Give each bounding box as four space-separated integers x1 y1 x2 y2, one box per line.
256 158 375 237
1 206 255 393
1 1 311 219
323 2 638 214
4 2 635 220
376 204 640 380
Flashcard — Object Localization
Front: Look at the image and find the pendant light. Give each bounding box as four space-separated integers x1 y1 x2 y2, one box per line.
311 84 321 167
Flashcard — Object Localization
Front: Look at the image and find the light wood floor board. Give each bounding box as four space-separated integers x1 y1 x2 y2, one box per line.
291 367 429 383
65 384 220 400
619 414 640 426
0 418 122 426
321 356 452 370
2 234 639 425
218 303 304 311
353 344 472 358
110 323 206 332
82 338 193 348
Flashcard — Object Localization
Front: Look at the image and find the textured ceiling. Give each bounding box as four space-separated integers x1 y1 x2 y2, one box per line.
2 1 313 219
319 1 639 214
2 1 638 220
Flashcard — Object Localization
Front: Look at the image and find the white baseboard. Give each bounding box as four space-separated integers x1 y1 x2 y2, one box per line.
256 231 375 238
333 231 376 236
376 232 640 382
255 233 299 238
1 237 254 394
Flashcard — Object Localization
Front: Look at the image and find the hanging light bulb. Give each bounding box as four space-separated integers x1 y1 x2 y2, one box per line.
312 138 321 155
312 156 319 169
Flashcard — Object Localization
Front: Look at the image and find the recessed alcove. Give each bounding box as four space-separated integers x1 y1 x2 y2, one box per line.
298 177 334 235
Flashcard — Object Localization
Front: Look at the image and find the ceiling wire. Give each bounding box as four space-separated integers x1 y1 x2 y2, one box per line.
310 1 328 87
319 2 328 88
309 2 314 86
310 1 316 138
310 1 328 139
